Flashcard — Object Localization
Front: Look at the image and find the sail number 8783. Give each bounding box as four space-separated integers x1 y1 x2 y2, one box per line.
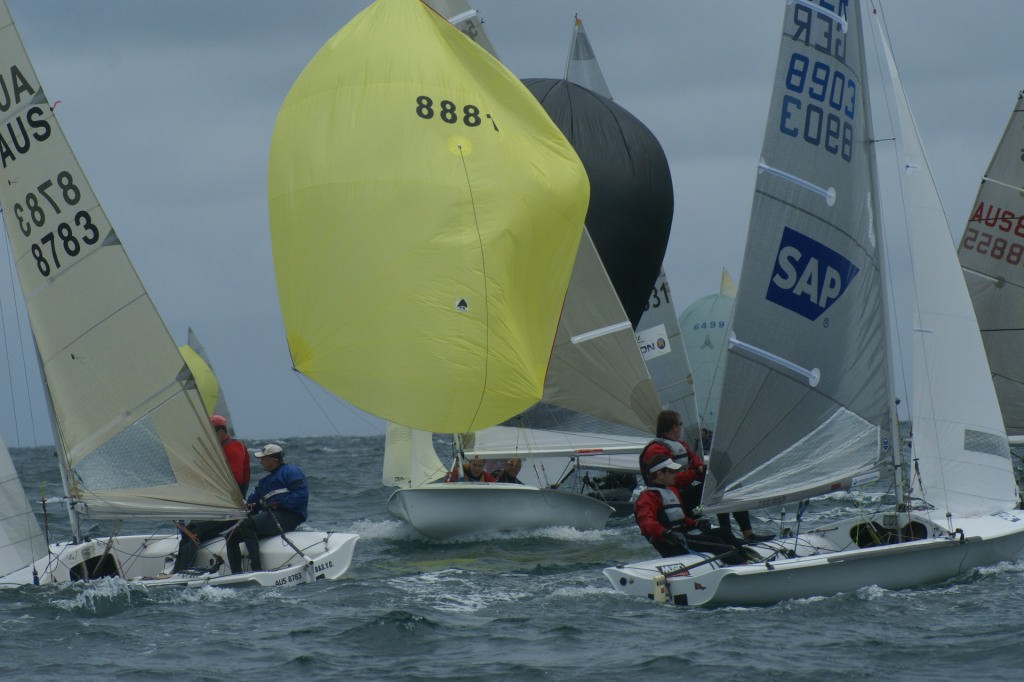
11 170 100 277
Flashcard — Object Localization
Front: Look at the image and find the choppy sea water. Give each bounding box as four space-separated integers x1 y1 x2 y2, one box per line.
3 435 1024 681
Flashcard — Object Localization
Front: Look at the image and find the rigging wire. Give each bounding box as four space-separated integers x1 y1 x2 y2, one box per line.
0 221 42 445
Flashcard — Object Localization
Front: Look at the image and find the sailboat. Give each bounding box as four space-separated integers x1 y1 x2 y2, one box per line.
678 269 737 436
402 10 682 529
382 227 661 538
269 0 642 539
178 327 235 429
604 0 1024 606
956 92 1024 448
0 1 357 587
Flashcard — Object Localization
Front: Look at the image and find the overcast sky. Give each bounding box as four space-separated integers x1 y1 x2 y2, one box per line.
0 0 1020 445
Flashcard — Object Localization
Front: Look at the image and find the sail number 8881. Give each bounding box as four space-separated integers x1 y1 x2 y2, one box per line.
415 95 482 127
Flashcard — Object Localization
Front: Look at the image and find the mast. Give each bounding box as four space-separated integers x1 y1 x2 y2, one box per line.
859 0 906 511
34 346 82 542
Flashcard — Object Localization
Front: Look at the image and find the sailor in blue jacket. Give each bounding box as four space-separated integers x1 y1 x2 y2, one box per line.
225 443 308 573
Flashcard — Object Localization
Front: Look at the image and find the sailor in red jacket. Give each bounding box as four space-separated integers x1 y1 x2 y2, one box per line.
639 424 705 515
211 413 250 496
642 410 774 544
445 455 496 483
633 453 743 562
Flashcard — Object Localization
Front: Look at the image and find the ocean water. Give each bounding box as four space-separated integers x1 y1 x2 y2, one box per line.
2 435 1024 681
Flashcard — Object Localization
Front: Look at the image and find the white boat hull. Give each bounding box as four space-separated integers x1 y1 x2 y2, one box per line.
387 482 614 539
0 531 358 588
604 511 1024 606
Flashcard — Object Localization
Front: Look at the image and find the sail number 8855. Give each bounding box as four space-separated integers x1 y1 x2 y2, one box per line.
415 95 482 127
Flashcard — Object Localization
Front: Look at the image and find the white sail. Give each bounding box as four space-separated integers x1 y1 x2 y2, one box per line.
536 230 661 433
564 15 611 100
957 93 1024 438
0 435 46 577
0 2 241 519
466 424 648 459
870 12 1017 516
382 423 447 489
423 0 499 59
678 275 735 433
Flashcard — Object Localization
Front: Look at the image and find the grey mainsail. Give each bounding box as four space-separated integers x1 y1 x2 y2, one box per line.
702 1 889 513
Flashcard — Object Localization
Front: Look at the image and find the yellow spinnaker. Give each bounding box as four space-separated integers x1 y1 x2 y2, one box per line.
179 344 219 416
268 0 588 434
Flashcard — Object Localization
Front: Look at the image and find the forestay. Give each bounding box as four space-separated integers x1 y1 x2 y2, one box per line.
0 4 242 520
268 0 589 435
702 1 890 513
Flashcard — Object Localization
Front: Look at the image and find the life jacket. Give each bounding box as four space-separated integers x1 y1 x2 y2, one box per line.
650 486 687 530
647 437 689 458
639 437 691 480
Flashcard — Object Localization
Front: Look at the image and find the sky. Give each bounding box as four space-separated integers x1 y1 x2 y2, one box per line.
0 0 1021 445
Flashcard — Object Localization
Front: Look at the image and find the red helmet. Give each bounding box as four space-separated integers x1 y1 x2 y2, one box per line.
209 414 228 428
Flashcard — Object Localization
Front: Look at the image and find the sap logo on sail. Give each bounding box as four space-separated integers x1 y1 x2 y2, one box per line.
766 226 859 321
0 64 52 169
